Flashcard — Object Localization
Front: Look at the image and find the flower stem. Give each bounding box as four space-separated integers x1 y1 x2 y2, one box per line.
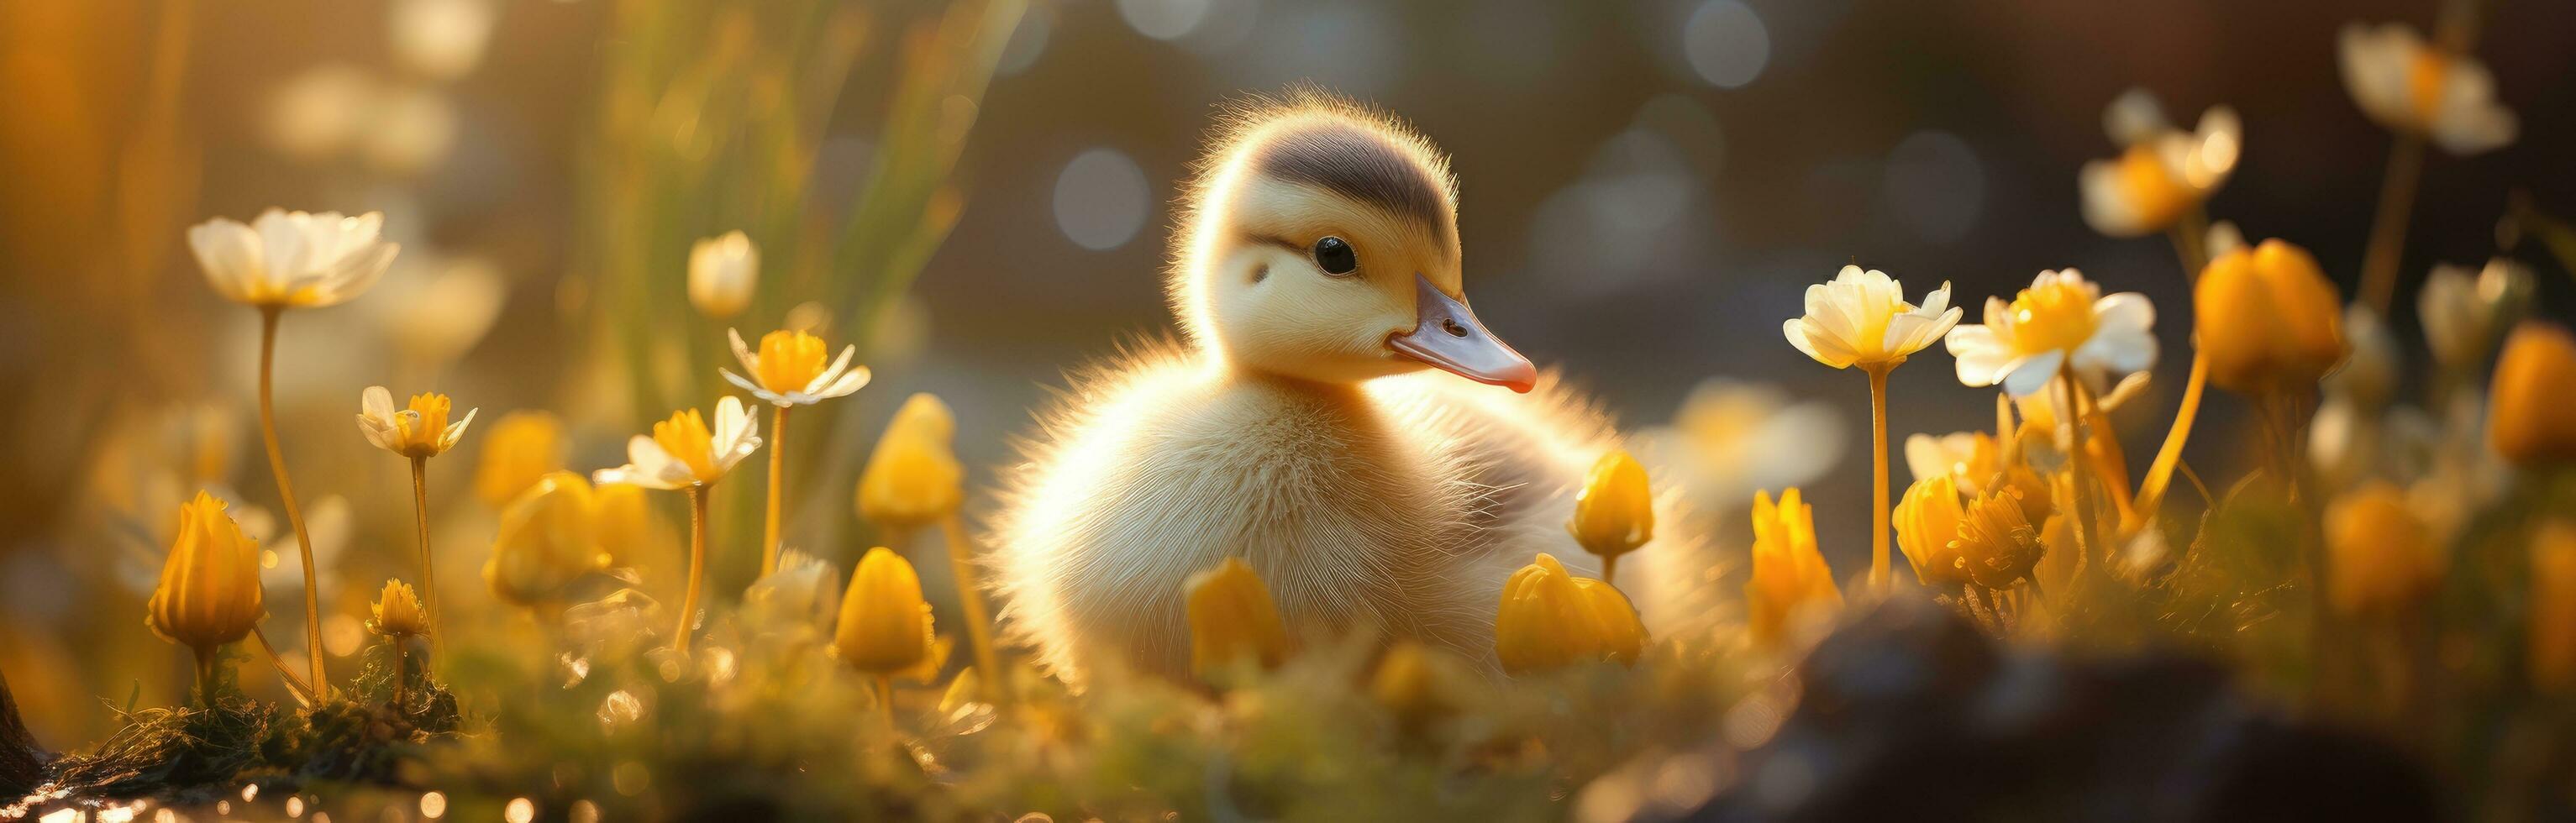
2129 353 2209 533
762 405 789 577
1600 555 1619 586
2057 366 2100 571
409 455 439 653
2359 134 2426 314
192 646 217 705
1865 364 1893 591
676 484 710 653
938 513 1008 707
876 674 896 733
251 626 314 704
2168 205 2210 279
256 307 326 695
392 639 408 708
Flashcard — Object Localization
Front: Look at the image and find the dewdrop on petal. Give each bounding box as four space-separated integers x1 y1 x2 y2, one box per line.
833 548 935 676
857 394 965 530
687 231 759 320
1185 557 1292 679
2489 322 2576 468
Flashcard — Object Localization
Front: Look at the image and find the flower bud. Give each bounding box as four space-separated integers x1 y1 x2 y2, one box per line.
485 471 605 606
1496 553 1645 674
2196 239 2347 394
1568 449 1654 568
1894 474 1969 589
472 411 565 507
1185 557 1292 679
147 491 266 653
1371 642 1465 726
1954 490 2046 590
2528 521 2576 692
367 579 429 638
833 548 935 676
1745 489 1842 648
2489 322 2576 468
2324 483 2442 616
591 480 676 569
686 230 758 320
856 393 965 529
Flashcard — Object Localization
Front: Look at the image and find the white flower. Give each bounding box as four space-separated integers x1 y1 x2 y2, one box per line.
2326 305 2400 406
356 386 477 459
593 396 763 490
2419 258 2533 371
1632 380 1844 506
1904 431 2000 495
2339 22 2516 155
1944 269 2156 396
188 209 400 309
389 0 497 81
1782 265 1962 370
687 231 759 320
2079 90 2241 237
721 328 873 407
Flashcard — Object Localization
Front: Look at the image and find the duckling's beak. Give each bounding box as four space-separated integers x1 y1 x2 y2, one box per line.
1389 274 1538 393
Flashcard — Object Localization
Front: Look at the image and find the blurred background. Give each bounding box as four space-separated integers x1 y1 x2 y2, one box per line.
2 0 2570 745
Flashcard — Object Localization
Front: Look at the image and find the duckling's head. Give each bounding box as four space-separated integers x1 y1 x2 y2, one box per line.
1170 92 1537 392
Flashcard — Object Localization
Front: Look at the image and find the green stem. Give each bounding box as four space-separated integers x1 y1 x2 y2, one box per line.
257 307 326 695
2359 135 2426 315
938 514 1007 707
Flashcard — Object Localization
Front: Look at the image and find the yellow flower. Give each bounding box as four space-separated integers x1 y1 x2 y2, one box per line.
722 328 873 407
367 579 429 638
591 480 677 569
2338 22 2516 155
1953 490 2045 590
594 397 762 490
1371 642 1464 725
472 411 565 507
857 393 965 529
2324 483 2442 616
1894 474 1969 589
2489 322 2576 468
1745 489 1842 647
1945 270 2157 396
1781 265 1961 370
356 386 476 459
485 471 606 606
187 209 399 309
1496 553 1646 674
833 547 936 676
2197 239 2347 394
2080 90 2241 237
1568 449 1653 568
147 491 266 653
2528 521 2576 692
1185 556 1293 679
686 230 758 320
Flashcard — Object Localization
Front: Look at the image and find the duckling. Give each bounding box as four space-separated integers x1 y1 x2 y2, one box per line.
989 92 1715 686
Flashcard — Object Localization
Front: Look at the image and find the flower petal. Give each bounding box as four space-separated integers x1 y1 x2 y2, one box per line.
2001 350 2066 396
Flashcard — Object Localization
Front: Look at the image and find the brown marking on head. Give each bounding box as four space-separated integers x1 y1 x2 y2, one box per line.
1249 120 1454 247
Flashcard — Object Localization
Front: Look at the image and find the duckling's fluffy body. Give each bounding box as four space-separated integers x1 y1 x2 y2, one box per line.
990 93 1711 684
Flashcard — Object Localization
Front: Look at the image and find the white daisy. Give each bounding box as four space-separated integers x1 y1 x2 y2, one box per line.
592 396 763 490
1782 265 1963 370
1943 269 2157 396
2339 22 2517 155
720 328 873 407
187 208 399 309
2079 90 2242 237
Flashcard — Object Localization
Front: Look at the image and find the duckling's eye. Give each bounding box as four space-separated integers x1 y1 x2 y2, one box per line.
1312 236 1358 275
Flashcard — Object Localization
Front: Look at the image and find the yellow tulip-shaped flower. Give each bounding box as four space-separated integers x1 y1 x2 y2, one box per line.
857 393 965 530
2324 483 2442 616
472 411 565 507
1894 474 1969 589
686 230 759 320
1745 489 1842 648
1568 449 1654 580
356 387 477 459
833 548 936 676
149 491 267 693
2489 322 2576 468
1495 553 1645 674
1185 556 1293 679
484 472 606 607
367 579 429 639
2528 521 2576 692
2196 239 2347 395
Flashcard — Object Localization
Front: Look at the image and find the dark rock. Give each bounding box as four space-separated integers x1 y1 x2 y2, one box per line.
0 668 46 797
